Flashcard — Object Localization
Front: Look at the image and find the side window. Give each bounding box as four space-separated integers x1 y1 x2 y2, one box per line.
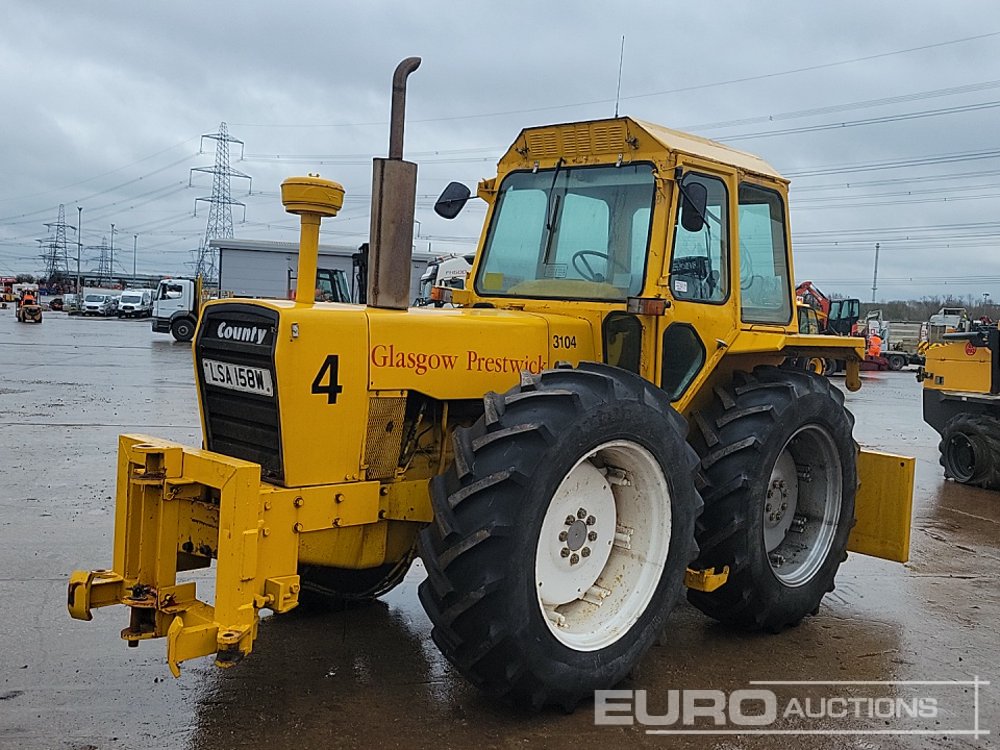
738 183 793 324
670 173 729 304
660 324 705 400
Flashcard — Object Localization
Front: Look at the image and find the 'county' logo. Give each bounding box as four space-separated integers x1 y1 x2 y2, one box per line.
216 321 268 345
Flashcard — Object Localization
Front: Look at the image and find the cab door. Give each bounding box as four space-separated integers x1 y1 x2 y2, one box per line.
655 161 739 411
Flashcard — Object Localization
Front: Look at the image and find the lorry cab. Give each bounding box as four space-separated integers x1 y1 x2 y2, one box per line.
152 278 201 342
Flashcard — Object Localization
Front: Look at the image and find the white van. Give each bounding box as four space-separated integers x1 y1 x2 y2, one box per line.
82 293 116 317
117 289 154 318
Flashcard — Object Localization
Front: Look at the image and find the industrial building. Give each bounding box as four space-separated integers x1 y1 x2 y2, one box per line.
210 238 435 303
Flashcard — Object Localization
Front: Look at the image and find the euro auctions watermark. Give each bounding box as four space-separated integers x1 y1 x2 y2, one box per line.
595 678 990 739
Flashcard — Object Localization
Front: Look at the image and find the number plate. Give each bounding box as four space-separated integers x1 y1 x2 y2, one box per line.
202 358 274 396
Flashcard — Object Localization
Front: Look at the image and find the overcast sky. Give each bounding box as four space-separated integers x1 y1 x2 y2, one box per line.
2 1 999 302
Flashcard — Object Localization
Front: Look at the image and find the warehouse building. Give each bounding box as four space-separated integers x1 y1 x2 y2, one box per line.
210 238 435 303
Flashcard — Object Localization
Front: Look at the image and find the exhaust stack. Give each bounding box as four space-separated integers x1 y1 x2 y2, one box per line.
367 57 421 310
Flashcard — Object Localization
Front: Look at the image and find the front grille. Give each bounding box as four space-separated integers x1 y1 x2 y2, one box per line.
195 304 284 483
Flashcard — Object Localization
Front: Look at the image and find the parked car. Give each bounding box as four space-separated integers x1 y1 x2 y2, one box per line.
63 293 81 315
117 289 153 318
82 293 116 317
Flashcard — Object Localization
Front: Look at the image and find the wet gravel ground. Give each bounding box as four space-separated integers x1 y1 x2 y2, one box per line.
0 311 996 750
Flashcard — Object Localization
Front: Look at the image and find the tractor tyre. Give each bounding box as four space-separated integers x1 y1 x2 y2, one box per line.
886 353 906 371
687 366 857 632
299 553 414 607
940 414 1000 490
418 363 701 711
170 317 195 342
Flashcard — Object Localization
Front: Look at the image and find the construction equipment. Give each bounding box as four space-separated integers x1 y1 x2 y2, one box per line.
920 322 1000 490
68 59 915 711
795 281 860 336
15 289 42 323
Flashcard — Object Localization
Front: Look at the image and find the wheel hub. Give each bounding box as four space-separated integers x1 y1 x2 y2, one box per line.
565 518 589 552
763 451 798 552
534 440 673 651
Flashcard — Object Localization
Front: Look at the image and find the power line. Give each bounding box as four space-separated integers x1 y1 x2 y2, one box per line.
232 29 1000 128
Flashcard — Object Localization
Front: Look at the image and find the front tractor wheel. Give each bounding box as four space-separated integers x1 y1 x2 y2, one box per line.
688 367 857 632
299 555 414 607
418 363 701 711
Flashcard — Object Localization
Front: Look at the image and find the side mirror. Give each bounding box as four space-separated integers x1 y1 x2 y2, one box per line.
434 182 472 219
680 181 708 233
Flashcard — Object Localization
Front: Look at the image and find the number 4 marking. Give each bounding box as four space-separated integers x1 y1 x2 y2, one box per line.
311 354 343 404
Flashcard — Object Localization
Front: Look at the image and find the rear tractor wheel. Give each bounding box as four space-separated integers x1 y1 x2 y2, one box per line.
940 414 1000 490
688 366 857 632
418 363 701 711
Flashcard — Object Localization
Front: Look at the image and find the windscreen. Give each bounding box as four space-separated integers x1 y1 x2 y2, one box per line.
85 295 104 302
475 163 656 300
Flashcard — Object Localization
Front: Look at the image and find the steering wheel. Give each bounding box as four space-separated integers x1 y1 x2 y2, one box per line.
571 250 627 283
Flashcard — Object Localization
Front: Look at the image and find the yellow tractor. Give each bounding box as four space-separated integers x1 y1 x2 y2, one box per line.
68 59 914 711
920 323 1000 489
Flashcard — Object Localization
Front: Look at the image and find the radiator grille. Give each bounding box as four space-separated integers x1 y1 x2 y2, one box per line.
196 305 283 483
364 396 407 480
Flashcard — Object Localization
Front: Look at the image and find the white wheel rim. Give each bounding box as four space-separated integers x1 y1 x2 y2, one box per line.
764 424 843 587
534 440 671 651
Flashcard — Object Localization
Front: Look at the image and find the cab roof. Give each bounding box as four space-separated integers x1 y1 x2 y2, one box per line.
500 116 785 183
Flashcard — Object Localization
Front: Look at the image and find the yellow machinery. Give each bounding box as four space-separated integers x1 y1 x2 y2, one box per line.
920 324 1000 489
68 59 915 711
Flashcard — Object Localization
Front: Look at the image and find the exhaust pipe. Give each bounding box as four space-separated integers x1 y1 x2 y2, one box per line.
367 57 421 310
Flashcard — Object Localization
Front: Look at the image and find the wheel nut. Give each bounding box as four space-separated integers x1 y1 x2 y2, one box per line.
586 515 596 526
570 553 580 565
766 503 772 512
581 547 591 558
565 515 575 525
588 531 598 542
560 548 570 558
558 531 568 542
577 508 587 519
781 502 788 510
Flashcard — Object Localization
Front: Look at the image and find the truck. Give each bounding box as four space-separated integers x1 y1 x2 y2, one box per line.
68 59 914 711
414 253 474 306
863 311 924 371
154 270 351 342
151 277 202 342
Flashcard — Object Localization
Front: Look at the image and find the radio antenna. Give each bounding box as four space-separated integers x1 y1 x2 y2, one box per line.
614 35 625 117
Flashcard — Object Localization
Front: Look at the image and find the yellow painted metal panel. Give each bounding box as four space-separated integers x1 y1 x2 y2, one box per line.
849 450 914 563
922 340 992 393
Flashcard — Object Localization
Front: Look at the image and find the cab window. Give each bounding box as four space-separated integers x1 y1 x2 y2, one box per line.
738 183 793 324
669 173 729 304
